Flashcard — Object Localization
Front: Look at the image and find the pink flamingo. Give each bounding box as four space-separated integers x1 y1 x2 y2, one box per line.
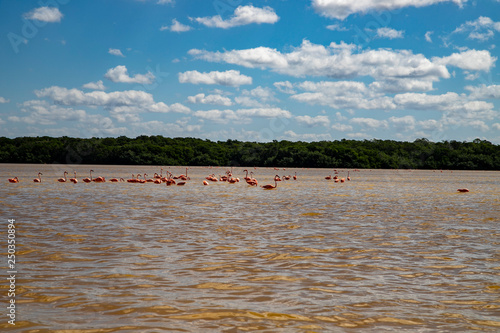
33 172 42 183
206 174 218 182
8 177 19 183
246 172 258 186
93 173 105 182
165 172 176 186
83 170 93 183
261 176 279 190
58 171 68 182
174 168 189 180
70 171 78 183
145 174 155 182
110 177 125 182
127 174 137 183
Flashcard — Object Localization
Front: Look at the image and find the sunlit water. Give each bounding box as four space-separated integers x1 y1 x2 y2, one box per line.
1 164 499 332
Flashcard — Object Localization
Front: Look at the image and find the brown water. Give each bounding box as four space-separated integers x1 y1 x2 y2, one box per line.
1 164 499 332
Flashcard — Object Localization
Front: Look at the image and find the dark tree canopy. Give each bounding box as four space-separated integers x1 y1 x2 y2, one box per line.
0 136 499 170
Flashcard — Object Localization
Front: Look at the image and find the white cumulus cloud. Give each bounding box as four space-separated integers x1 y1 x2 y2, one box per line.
296 115 330 127
389 115 416 131
465 84 500 99
274 81 296 94
376 27 404 39
24 7 63 22
394 92 495 116
290 80 396 110
433 49 496 71
33 86 190 122
82 80 106 90
351 117 389 130
104 65 155 84
189 40 450 90
425 31 434 42
178 70 252 86
108 48 125 57
187 93 233 106
454 16 500 41
235 86 278 107
194 107 291 124
312 0 467 20
281 131 332 142
161 19 192 32
193 5 279 29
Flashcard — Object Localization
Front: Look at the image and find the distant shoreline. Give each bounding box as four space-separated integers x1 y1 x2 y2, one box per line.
1 136 499 170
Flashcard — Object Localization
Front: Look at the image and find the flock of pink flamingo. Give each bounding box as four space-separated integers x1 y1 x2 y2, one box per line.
6 168 472 192
325 170 351 183
5 167 357 190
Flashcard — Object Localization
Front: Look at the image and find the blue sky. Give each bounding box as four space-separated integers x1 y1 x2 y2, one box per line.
1 0 500 143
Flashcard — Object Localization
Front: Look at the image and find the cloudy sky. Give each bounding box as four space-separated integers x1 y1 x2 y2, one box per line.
1 0 500 143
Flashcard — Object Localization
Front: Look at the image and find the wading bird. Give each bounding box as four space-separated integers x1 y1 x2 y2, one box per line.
246 172 258 186
261 176 279 190
92 173 105 182
110 177 125 182
58 171 68 182
165 172 176 186
8 177 19 183
83 170 93 183
33 172 42 183
174 168 189 180
127 174 138 183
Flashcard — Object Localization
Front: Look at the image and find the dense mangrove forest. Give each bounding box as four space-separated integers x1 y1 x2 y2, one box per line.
0 136 499 170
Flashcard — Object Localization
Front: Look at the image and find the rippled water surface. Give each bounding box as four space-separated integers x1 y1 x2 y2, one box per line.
1 164 500 332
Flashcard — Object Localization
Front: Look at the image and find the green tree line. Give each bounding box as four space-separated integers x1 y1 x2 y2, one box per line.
0 136 499 170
